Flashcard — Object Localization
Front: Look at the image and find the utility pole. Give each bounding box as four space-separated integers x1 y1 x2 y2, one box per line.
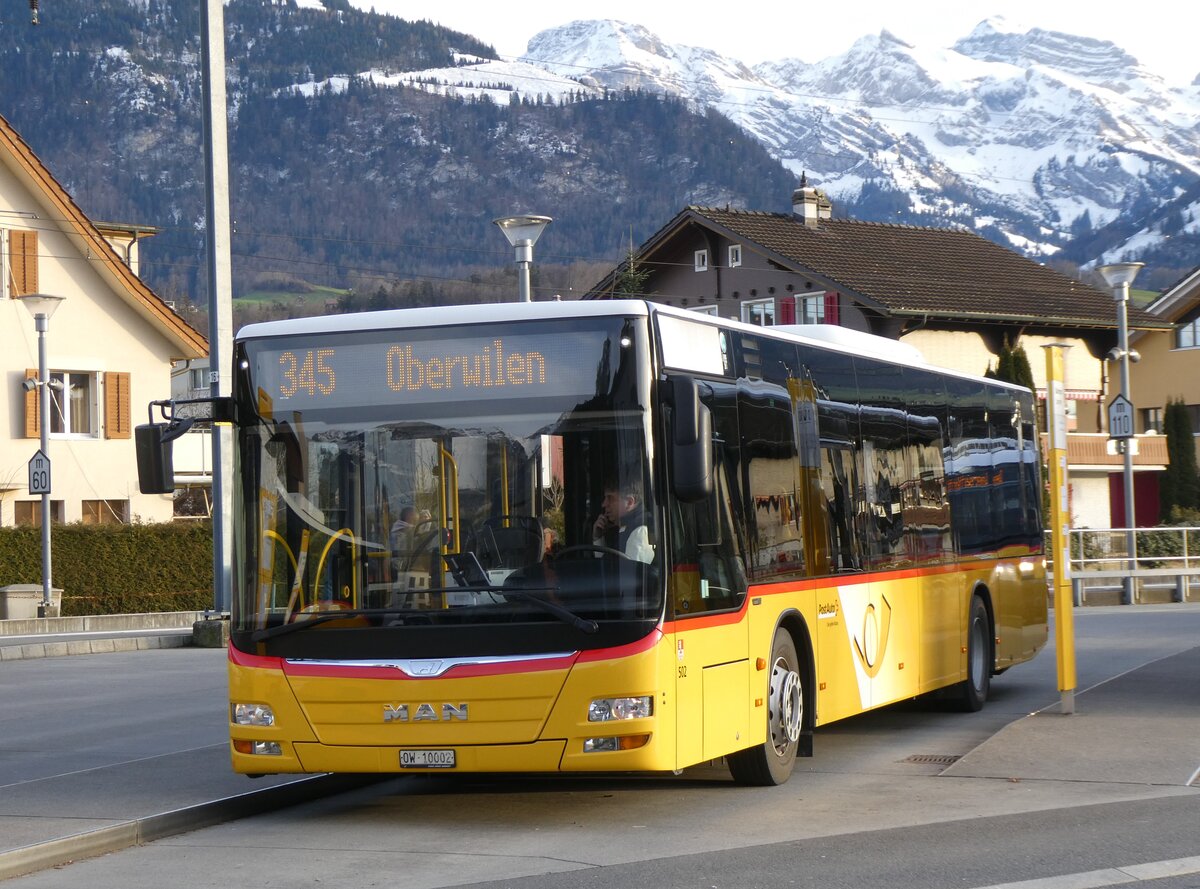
201 0 235 615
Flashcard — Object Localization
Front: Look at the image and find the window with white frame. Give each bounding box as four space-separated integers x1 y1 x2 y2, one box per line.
688 304 719 316
741 298 775 327
799 294 826 325
1177 317 1200 349
728 244 742 267
49 371 97 437
694 249 709 272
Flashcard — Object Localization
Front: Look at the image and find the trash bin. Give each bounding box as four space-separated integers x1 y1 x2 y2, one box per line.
0 585 62 619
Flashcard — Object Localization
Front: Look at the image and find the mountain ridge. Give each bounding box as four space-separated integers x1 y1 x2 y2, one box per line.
1 1 1196 308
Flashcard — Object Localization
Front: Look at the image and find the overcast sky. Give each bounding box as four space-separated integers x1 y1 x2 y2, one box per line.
347 0 1198 86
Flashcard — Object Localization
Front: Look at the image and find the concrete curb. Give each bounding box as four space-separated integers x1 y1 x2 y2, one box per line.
0 611 215 660
0 612 208 636
0 631 195 661
0 774 385 882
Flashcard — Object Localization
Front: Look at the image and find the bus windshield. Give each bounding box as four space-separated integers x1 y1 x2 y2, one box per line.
231 315 660 658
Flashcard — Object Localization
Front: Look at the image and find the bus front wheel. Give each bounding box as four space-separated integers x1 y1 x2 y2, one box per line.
728 629 803 786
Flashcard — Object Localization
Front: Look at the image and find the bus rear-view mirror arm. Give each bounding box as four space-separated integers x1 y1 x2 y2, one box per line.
134 396 238 495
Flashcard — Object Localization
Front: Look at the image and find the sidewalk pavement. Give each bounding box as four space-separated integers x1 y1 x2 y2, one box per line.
0 615 1197 882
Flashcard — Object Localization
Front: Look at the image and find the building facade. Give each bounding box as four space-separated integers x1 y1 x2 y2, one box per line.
0 113 206 527
587 183 1172 528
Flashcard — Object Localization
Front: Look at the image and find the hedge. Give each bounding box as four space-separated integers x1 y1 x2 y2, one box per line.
0 521 214 615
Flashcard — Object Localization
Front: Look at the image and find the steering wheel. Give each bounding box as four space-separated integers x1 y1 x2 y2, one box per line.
552 543 633 562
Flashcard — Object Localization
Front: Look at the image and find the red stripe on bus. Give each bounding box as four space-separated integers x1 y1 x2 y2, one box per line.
229 646 282 670
662 553 1042 631
576 629 663 663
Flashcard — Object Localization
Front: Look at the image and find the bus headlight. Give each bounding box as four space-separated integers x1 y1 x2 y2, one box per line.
588 696 652 722
232 703 275 726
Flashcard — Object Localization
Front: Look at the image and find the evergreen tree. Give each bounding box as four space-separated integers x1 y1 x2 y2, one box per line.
611 234 652 297
987 337 1035 391
1159 398 1200 519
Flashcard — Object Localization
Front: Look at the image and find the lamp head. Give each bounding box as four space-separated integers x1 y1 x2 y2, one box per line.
1097 262 1144 290
14 292 65 320
22 377 37 392
492 215 552 248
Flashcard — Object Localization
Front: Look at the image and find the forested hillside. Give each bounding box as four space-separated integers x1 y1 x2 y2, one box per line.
0 0 796 312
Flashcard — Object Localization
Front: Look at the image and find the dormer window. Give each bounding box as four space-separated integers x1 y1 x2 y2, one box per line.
728 244 742 268
694 249 708 272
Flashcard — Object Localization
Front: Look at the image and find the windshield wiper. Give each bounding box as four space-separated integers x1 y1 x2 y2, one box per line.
250 608 380 642
501 587 599 634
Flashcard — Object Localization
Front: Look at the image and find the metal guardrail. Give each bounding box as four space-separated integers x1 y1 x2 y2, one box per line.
1066 527 1200 605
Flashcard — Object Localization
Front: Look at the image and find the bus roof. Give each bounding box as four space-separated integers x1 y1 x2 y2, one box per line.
235 299 651 341
237 298 1028 394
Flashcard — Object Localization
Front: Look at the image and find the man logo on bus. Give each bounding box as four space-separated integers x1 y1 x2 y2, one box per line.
852 594 893 679
383 703 469 722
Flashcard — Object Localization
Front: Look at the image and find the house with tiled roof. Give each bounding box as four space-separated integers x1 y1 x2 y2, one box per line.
1131 267 1200 504
587 182 1173 528
1 112 206 527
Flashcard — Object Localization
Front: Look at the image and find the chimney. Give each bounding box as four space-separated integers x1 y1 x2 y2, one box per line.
791 172 832 229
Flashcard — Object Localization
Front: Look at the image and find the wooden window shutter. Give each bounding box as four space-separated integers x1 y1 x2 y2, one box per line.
24 368 39 438
9 230 38 296
104 372 132 439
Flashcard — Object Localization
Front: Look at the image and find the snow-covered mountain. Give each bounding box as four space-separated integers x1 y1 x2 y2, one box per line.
365 16 1200 270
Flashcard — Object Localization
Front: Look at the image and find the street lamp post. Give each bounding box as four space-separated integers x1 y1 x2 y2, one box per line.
16 293 65 615
1098 261 1144 605
493 215 552 302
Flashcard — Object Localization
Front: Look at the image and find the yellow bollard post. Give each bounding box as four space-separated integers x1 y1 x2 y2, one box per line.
1043 344 1075 714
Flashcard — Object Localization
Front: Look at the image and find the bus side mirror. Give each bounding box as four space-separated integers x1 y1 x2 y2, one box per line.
670 376 712 503
135 423 175 494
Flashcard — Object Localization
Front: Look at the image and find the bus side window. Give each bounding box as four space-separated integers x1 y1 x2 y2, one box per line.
669 383 748 617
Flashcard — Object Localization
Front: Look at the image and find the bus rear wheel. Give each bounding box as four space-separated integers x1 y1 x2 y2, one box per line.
955 594 992 712
728 629 803 786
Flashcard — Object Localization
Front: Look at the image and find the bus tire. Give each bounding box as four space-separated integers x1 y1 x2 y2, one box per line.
955 594 992 712
728 629 803 786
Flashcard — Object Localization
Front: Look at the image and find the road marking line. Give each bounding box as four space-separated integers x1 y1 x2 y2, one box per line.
1122 855 1200 880
1187 763 1200 786
972 855 1200 889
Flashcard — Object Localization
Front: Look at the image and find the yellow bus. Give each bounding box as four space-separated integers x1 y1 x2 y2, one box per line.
147 300 1047 785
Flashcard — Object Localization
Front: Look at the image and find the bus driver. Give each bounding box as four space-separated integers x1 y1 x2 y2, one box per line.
592 478 654 564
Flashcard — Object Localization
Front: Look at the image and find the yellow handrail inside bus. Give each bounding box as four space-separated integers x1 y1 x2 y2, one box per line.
438 444 460 553
264 530 299 574
285 528 312 614
314 528 357 609
263 530 299 611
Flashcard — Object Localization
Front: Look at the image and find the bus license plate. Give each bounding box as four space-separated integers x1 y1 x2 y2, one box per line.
400 749 456 769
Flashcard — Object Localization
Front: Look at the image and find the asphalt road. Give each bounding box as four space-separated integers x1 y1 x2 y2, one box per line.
1 604 1197 889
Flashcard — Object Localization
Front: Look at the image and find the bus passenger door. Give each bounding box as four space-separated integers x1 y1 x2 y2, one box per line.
668 381 752 767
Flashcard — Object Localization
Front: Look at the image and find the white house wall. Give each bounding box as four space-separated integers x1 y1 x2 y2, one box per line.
0 170 178 525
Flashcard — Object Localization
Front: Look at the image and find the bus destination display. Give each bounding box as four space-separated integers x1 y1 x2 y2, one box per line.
252 331 613 413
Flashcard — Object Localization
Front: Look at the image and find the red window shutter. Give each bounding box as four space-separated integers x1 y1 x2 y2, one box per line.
104 371 132 439
24 368 39 438
824 291 839 325
778 295 795 324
